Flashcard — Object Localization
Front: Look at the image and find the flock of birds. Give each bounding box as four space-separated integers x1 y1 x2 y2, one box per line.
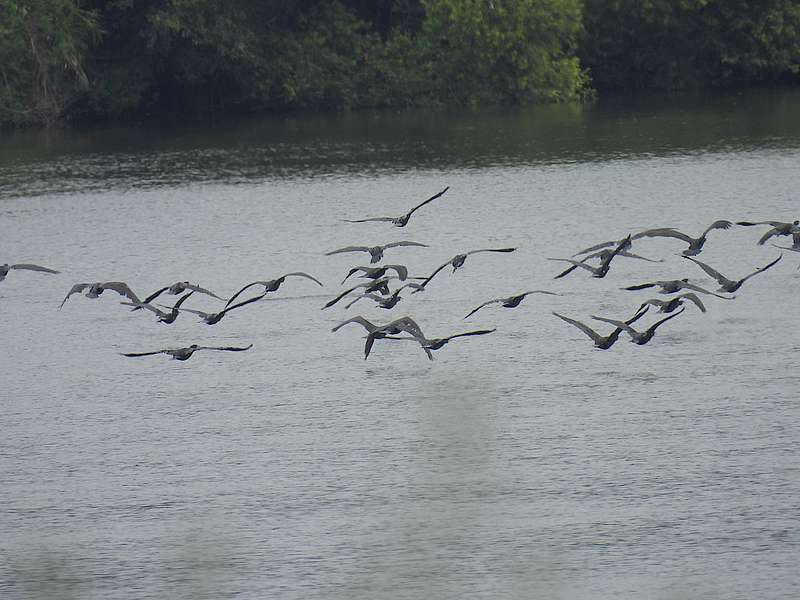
4 187 798 361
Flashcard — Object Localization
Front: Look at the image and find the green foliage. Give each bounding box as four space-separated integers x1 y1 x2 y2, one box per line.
420 0 587 105
0 0 100 124
582 0 800 90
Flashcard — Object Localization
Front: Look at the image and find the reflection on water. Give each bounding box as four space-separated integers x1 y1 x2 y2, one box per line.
1 88 800 199
2 89 800 600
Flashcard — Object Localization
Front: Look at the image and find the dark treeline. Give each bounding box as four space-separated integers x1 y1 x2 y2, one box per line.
1 0 799 126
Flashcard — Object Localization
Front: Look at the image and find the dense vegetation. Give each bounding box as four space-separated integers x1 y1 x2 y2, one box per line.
1 0 798 126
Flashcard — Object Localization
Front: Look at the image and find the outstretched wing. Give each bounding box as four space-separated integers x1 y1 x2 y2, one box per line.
343 217 395 223
121 349 168 357
282 272 324 286
442 329 496 342
737 220 783 227
325 246 371 256
415 259 453 291
11 263 60 274
676 293 706 312
332 315 377 333
383 241 429 250
548 258 598 275
322 281 375 309
740 254 782 283
59 283 91 309
701 220 733 237
221 292 266 315
120 300 167 317
383 265 408 281
757 227 784 245
680 281 734 299
552 312 603 344
683 256 733 287
464 299 500 319
197 344 254 352
183 283 227 301
623 282 658 291
646 307 685 335
139 286 170 308
101 282 141 303
465 247 517 256
225 281 266 308
634 228 694 244
404 186 450 218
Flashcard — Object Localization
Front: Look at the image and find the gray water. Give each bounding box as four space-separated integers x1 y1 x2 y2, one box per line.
2 89 799 599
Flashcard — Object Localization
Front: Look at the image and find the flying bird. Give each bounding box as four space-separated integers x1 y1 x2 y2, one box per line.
171 292 265 325
344 282 423 310
628 220 733 256
553 306 649 350
322 276 398 309
638 292 706 313
384 328 497 352
592 307 685 345
415 247 517 291
134 281 226 311
344 186 449 227
60 281 141 309
121 343 253 361
552 248 662 279
464 290 560 319
737 220 800 245
622 278 734 299
682 254 782 293
225 272 323 308
0 263 60 282
325 241 428 264
548 235 631 278
341 264 409 284
331 315 431 359
122 291 195 324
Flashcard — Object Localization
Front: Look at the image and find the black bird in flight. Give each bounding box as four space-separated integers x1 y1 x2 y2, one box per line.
682 254 782 293
134 281 226 311
464 290 559 319
592 307 685 345
0 263 60 282
415 247 517 291
622 278 734 299
325 241 428 264
344 187 450 227
172 293 265 325
552 306 648 350
736 220 799 245
122 291 195 324
122 343 253 361
549 235 631 278
638 292 706 314
60 281 140 309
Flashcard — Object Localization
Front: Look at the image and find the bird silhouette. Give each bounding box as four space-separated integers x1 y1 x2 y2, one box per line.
172 292 265 325
0 263 60 282
592 307 685 345
134 282 225 311
322 276 399 309
549 235 631 278
464 290 559 319
553 306 649 350
553 248 662 279
341 264 408 284
122 343 253 360
623 278 734 299
682 254 782 293
573 220 731 257
225 272 323 308
122 291 195 323
415 247 517 291
325 241 428 263
60 281 140 309
383 328 497 352
638 292 706 313
737 220 799 245
344 187 449 227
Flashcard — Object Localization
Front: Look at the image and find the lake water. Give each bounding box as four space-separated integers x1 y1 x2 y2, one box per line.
2 89 799 599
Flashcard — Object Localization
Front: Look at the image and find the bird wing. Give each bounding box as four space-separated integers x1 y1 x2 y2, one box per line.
225 281 265 308
639 298 667 310
623 282 658 291
442 329 496 342
404 186 450 218
169 306 209 317
384 265 408 281
332 315 376 333
552 312 603 344
679 281 734 298
59 283 91 309
677 293 706 312
121 349 167 357
683 256 734 287
197 344 254 352
383 241 429 249
344 293 371 309
615 250 663 263
702 220 733 237
465 247 517 256
737 221 783 227
322 281 376 309
101 282 141 303
553 264 579 279
521 290 561 297
325 246 371 255
282 272 324 286
341 267 364 284
634 228 694 244
757 227 783 245
343 217 395 223
646 307 685 335
416 259 453 290
221 292 266 315
572 240 615 256
141 286 170 306
11 263 60 274
398 282 425 292
383 316 427 340
548 258 598 274
590 315 638 336
464 299 500 319
739 254 782 283
120 300 166 317
183 283 226 301
171 290 195 309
